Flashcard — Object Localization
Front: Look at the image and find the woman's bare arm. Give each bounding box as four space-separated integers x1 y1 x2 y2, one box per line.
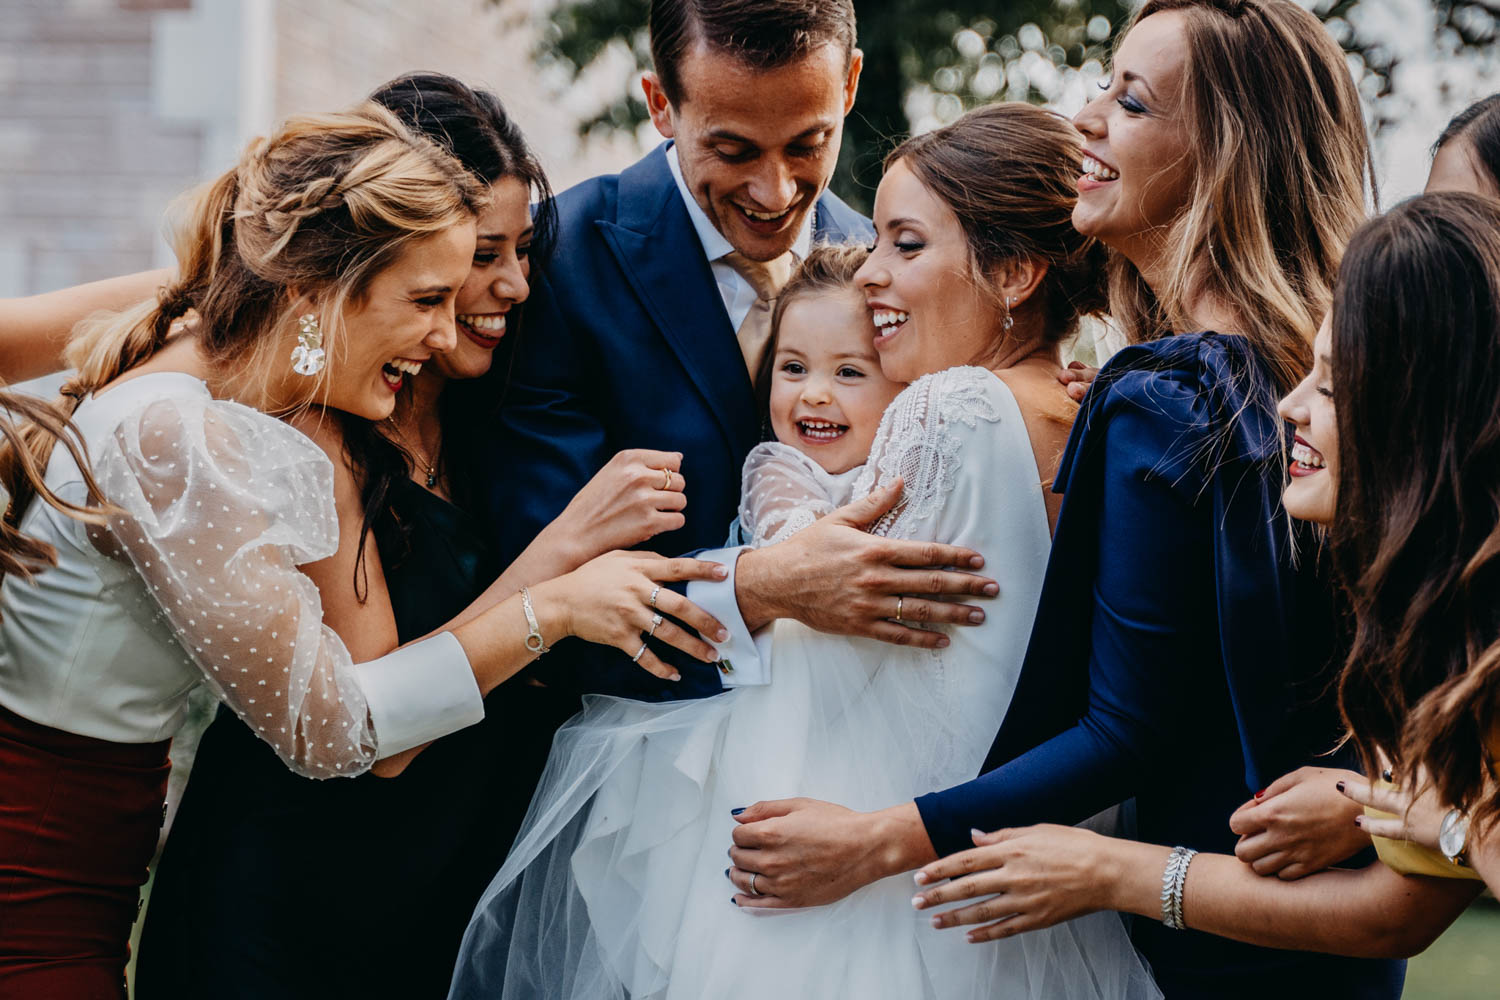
0 269 172 381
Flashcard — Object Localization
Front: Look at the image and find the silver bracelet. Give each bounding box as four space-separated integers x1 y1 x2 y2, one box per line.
521 586 549 655
1160 846 1197 930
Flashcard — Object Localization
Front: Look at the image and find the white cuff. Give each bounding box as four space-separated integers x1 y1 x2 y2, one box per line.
357 631 485 756
687 546 771 686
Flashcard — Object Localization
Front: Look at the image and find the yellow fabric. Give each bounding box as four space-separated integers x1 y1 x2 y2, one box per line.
1368 771 1485 880
723 250 795 381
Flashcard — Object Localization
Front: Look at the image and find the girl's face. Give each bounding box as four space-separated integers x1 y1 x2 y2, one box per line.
436 176 534 381
768 287 905 474
854 159 1006 384
323 220 475 420
1277 316 1338 525
1425 136 1500 198
1070 11 1195 261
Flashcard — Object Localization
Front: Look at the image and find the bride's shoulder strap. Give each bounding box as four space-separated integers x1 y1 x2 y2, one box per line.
855 365 1005 538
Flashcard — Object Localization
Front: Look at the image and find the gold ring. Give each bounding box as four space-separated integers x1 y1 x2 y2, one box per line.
895 596 904 621
659 466 674 491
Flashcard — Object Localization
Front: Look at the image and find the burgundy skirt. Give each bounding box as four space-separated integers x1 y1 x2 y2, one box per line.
0 701 170 999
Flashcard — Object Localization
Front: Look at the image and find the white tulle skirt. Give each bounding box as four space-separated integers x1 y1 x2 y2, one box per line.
449 622 1161 1000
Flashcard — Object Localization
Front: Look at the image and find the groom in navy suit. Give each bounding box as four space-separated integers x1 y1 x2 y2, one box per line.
479 0 998 702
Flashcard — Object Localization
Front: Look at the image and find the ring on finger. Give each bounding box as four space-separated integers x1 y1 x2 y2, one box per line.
631 642 648 663
647 613 664 637
894 596 904 621
658 466 673 491
649 585 661 609
748 872 762 896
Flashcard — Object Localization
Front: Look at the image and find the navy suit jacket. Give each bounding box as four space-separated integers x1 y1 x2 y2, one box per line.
474 142 870 701
915 334 1402 998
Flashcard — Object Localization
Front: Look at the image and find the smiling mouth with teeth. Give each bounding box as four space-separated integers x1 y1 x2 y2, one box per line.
872 310 910 340
796 418 848 443
1081 155 1120 182
1290 439 1326 473
457 313 507 346
381 357 422 389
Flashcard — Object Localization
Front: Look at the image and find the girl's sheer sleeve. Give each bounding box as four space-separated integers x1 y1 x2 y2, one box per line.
92 395 481 778
737 442 841 548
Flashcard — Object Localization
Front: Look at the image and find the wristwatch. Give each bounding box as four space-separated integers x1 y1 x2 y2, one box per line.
1438 807 1471 868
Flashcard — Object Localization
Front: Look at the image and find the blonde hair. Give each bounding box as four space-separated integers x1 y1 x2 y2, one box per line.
1111 0 1373 395
0 101 483 576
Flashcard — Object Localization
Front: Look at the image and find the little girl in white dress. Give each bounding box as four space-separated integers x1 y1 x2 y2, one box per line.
451 246 1159 1000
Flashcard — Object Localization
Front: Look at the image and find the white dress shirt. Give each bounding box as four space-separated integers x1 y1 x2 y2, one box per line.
666 145 820 686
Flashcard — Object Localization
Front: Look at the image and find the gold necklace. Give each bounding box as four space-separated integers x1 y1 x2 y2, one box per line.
385 416 440 489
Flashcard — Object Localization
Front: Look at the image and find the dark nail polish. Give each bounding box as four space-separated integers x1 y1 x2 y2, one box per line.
724 868 731 880
732 896 740 906
1254 789 1265 799
731 807 745 816
1336 781 1346 793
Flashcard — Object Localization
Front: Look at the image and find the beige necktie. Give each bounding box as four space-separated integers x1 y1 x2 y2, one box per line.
724 250 796 382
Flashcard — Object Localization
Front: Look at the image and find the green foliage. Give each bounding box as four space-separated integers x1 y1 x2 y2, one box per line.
526 0 1500 211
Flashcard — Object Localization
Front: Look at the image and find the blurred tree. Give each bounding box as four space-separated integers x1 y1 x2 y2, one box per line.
526 0 1500 211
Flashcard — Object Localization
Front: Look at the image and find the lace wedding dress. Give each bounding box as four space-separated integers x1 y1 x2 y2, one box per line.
449 366 1160 1000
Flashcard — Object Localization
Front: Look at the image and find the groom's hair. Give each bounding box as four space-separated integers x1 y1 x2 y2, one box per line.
649 0 857 106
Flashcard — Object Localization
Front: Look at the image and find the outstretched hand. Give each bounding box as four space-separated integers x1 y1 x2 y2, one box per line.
733 479 998 646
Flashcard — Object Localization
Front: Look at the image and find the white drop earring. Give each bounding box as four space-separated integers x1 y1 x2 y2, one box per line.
1003 296 1016 333
291 313 325 376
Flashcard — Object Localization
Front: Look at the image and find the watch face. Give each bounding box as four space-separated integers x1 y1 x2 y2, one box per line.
1439 809 1470 860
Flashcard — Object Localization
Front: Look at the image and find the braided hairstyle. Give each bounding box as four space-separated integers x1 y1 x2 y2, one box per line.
0 101 483 576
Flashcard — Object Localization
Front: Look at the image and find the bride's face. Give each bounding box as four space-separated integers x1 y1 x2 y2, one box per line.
855 159 1006 383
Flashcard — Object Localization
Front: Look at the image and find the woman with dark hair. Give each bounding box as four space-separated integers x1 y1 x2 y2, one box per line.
728 1 1411 995
1427 93 1500 196
129 74 718 1000
451 102 1159 1000
910 190 1496 949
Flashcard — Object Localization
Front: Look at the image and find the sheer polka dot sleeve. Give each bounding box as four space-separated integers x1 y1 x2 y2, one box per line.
91 393 382 778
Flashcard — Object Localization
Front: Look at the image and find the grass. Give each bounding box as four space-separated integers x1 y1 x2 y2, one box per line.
1404 895 1500 998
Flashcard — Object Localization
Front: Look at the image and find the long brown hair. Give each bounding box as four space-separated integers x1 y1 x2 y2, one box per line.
0 102 483 580
887 102 1107 349
1110 0 1372 396
1332 193 1500 833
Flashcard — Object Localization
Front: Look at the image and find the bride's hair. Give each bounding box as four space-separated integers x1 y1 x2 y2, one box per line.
885 102 1107 347
1333 193 1500 836
0 101 483 571
1109 0 1372 397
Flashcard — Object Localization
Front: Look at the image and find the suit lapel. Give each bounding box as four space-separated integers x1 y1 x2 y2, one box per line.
596 145 758 457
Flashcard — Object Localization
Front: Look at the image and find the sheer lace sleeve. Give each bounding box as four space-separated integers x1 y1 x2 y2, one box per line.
91 392 380 778
851 366 1005 540
737 442 843 548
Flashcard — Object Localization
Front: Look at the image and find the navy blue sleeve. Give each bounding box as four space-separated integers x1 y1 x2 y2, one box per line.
916 400 1218 856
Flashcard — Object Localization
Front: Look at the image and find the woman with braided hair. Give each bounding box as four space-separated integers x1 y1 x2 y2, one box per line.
0 101 727 998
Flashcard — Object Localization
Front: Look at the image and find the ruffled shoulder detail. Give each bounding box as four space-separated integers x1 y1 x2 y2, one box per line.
852 365 1004 538
97 392 338 566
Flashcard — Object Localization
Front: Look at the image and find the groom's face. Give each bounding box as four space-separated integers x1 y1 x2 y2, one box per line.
644 41 861 262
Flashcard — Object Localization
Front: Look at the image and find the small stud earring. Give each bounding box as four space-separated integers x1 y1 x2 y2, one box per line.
291 313 325 376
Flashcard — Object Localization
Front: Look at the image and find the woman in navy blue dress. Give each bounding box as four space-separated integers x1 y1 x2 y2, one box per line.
726 2 1405 996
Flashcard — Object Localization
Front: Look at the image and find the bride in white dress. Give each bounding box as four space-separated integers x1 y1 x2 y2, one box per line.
450 104 1160 1000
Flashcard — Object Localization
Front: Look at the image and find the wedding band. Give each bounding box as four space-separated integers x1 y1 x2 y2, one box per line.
748 872 761 896
659 466 673 491
631 642 648 663
895 596 904 621
649 585 661 609
648 613 664 637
